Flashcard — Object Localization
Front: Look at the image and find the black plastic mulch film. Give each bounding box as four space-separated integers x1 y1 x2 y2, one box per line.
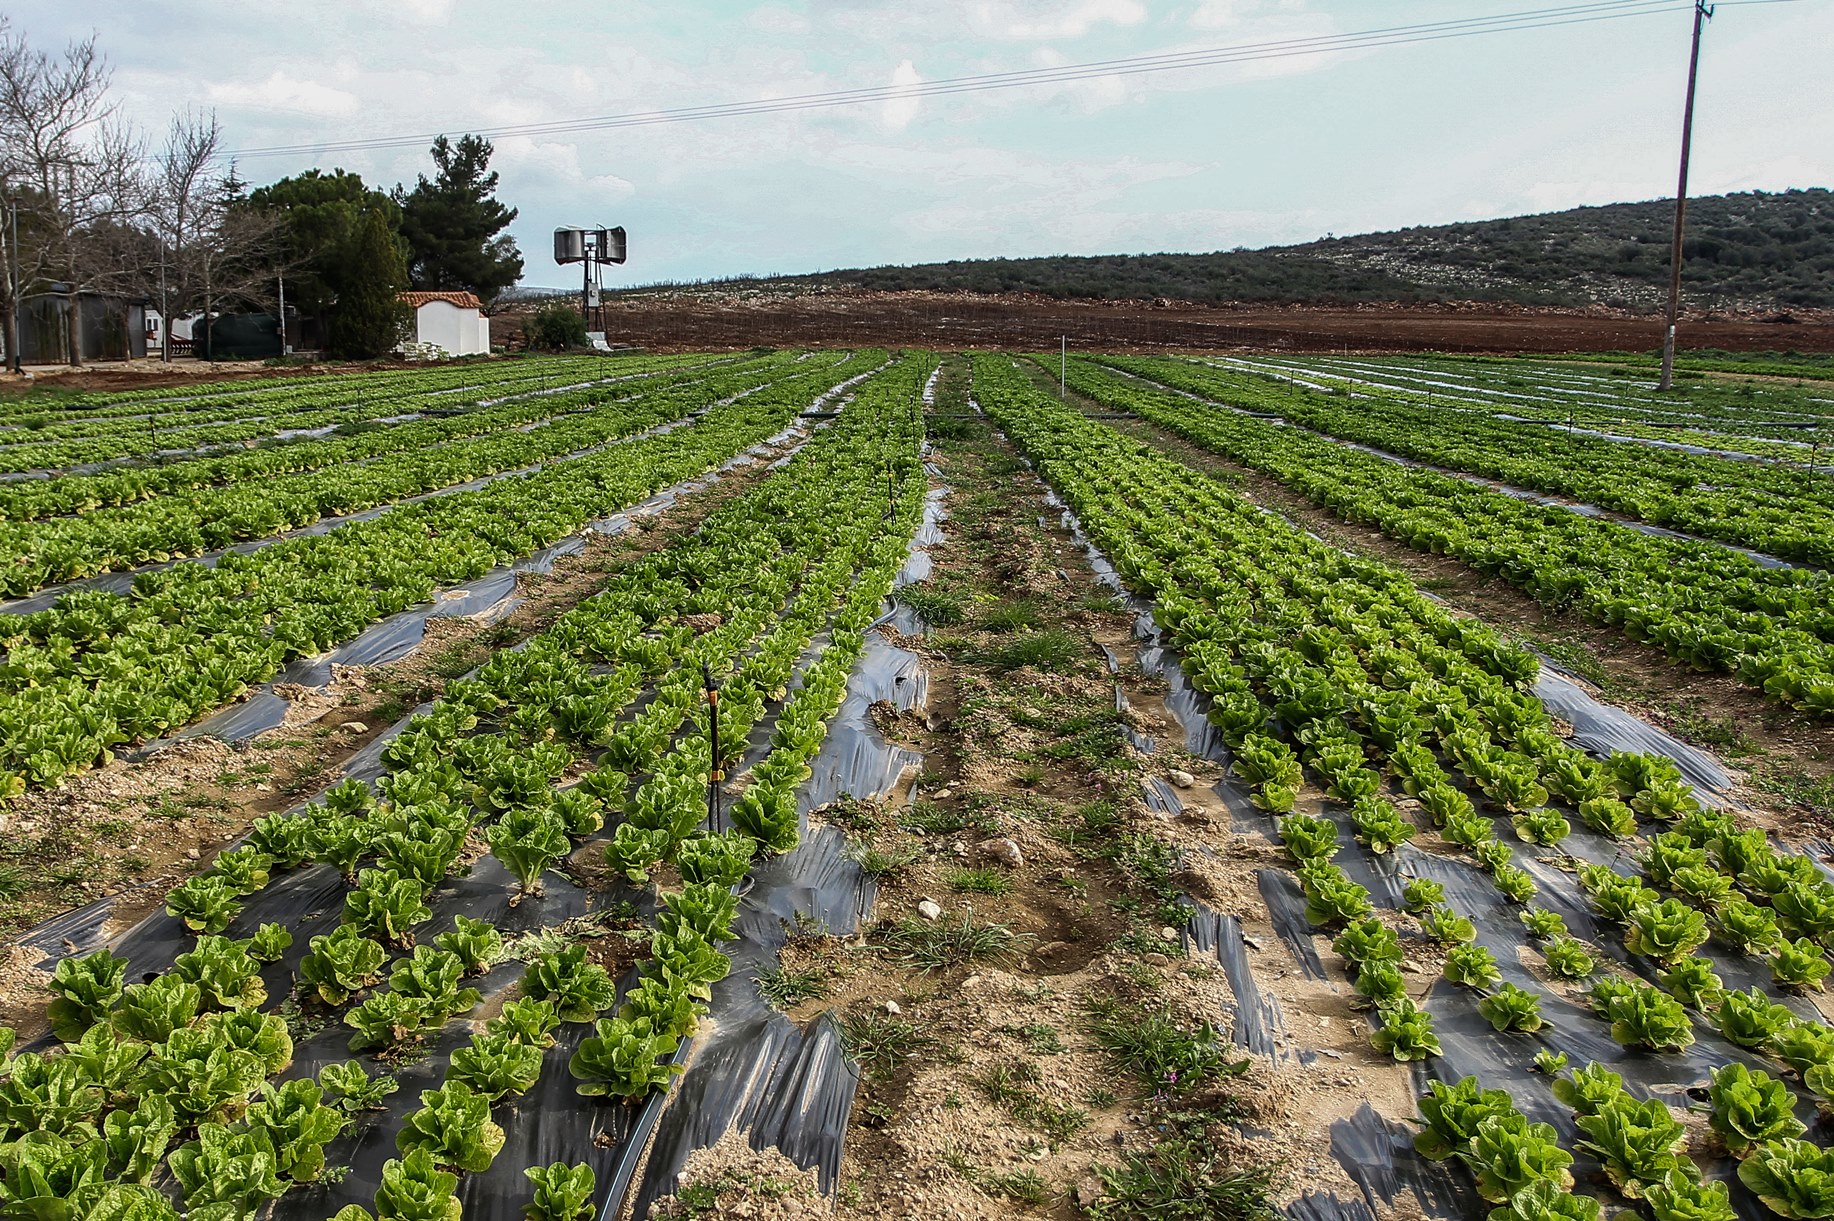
16 377 941 1221
1043 470 1829 1221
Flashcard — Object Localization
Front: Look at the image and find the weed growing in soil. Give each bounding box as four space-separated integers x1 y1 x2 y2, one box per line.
756 964 830 1008
976 1061 1091 1145
981 598 1043 633
947 866 1013 895
896 584 966 626
1088 1131 1277 1221
885 913 1024 970
943 1154 1050 1205
1085 999 1245 1094
978 629 1083 672
1750 764 1834 819
846 839 924 877
1667 705 1758 756
900 800 972 835
838 1011 933 1078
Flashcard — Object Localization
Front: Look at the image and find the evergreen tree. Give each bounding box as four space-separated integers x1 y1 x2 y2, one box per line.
245 169 401 318
327 206 411 359
396 135 523 303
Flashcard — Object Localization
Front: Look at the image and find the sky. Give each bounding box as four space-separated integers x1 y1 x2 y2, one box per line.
11 0 1832 287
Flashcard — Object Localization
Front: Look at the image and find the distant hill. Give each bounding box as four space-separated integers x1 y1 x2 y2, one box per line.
635 189 1833 312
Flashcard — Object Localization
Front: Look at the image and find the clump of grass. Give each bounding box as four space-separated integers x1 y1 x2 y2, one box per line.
942 1154 1049 1206
885 913 1025 971
896 585 966 626
980 598 1042 633
846 839 923 877
756 964 829 1009
976 1061 1090 1146
947 867 1012 895
1084 998 1246 1094
981 629 1082 672
1087 1138 1277 1221
837 1011 932 1078
901 800 971 835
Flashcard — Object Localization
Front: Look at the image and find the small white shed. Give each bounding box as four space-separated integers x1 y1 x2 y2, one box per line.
399 291 492 357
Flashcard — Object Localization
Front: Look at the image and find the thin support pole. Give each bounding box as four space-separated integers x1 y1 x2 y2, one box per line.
1660 1 1713 392
703 662 723 833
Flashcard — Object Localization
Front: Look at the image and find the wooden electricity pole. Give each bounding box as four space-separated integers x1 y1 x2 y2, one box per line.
1659 1 1713 392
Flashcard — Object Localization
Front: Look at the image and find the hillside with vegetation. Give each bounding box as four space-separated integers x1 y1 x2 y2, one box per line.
650 189 1833 312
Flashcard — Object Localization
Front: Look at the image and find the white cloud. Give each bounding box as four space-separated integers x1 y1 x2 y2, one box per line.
206 71 360 118
969 0 1147 39
882 59 922 130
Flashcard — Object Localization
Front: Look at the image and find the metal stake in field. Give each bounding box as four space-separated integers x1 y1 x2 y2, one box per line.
1060 335 1066 400
1659 0 1714 393
703 662 723 833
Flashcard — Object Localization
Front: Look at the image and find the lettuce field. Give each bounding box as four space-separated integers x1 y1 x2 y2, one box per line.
0 349 1830 1221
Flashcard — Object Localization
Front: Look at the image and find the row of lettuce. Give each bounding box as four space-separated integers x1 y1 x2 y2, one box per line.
0 358 631 475
1170 356 1833 565
1 355 933 1221
0 354 720 522
969 354 1833 1220
1049 356 1834 720
0 354 797 592
1284 354 1834 439
0 351 886 795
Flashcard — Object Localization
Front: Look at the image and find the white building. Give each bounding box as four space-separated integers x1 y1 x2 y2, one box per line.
399 291 492 357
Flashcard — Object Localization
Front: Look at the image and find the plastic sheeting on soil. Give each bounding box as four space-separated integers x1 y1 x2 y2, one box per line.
1017 408 1818 1221
623 457 947 1218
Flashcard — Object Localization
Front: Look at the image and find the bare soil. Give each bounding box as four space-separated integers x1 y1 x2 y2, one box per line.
698 359 1420 1221
497 289 1834 357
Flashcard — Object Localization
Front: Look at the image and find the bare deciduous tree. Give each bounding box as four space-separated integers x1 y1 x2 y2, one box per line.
0 18 144 366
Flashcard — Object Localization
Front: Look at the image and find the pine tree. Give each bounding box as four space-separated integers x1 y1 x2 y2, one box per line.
397 135 523 303
327 207 411 359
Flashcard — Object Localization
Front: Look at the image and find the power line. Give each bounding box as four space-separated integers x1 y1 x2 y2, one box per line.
225 0 1763 159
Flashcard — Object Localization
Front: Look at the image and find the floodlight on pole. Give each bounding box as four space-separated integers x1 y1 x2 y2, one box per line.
553 226 628 333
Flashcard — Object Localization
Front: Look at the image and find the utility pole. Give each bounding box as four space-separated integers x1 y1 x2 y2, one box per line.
158 239 169 365
6 196 20 374
277 269 288 357
1659 0 1713 392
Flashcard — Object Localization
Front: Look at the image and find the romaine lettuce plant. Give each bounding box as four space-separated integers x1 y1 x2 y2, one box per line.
111 975 201 1043
1402 877 1447 913
318 1060 400 1113
1771 937 1831 991
486 997 562 1049
299 926 390 1005
1715 987 1797 1049
1643 1170 1736 1221
1419 905 1477 945
244 1078 348 1182
1573 1096 1688 1197
433 914 504 975
1660 956 1724 1010
1492 863 1538 904
342 867 432 946
1278 813 1339 864
520 944 616 1022
448 1031 545 1101
568 1015 683 1098
1625 898 1710 966
1736 1138 1834 1220
1707 1063 1805 1157
1331 918 1403 974
1512 808 1570 846
1370 998 1440 1062
1519 907 1567 941
166 1122 286 1218
1715 898 1782 956
1598 981 1694 1052
1477 983 1545 1033
1443 943 1501 989
46 949 128 1043
163 875 242 934
372 1148 462 1221
523 1162 596 1221
1412 1075 1518 1160
172 935 267 1011
395 1081 506 1173
1552 1062 1626 1116
1459 1113 1573 1203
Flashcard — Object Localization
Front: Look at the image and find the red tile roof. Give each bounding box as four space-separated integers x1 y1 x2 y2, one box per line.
399 291 485 311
